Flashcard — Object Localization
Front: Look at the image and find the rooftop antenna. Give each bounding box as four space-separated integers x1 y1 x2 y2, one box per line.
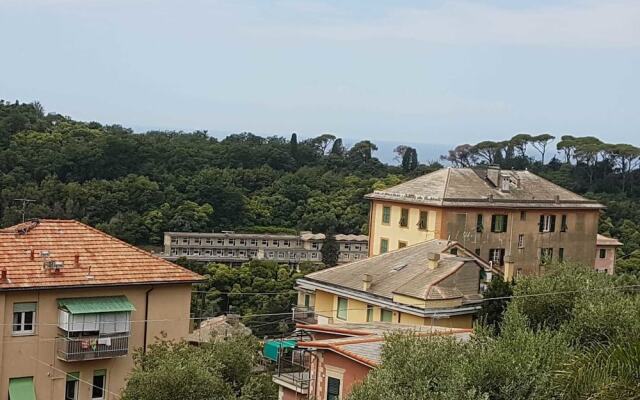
13 198 36 223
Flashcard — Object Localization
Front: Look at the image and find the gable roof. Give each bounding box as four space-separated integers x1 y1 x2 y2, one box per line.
365 167 604 209
0 219 203 290
299 239 486 303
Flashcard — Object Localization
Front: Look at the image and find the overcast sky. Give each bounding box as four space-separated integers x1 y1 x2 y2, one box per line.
1 0 638 146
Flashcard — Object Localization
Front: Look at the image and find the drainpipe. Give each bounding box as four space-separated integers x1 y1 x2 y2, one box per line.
143 286 154 354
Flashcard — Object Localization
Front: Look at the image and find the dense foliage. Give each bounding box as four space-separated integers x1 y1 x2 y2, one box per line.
0 100 434 246
349 265 640 400
121 335 277 400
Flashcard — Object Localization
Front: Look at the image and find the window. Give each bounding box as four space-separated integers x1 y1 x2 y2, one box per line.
311 242 319 250
278 252 285 258
304 295 310 307
491 215 508 233
380 238 389 254
559 248 565 262
599 249 607 259
205 238 213 245
311 252 318 259
13 302 36 335
262 239 268 246
489 249 505 266
476 214 484 233
520 211 527 221
283 240 290 247
539 215 556 233
418 211 428 230
399 208 409 227
250 239 258 246
65 373 79 400
366 305 374 322
239 239 246 245
381 309 393 322
540 248 554 265
217 239 224 245
327 377 341 400
561 215 568 232
336 297 348 320
272 240 279 247
194 238 201 245
398 241 407 249
228 239 235 245
517 234 525 249
354 244 361 251
450 247 458 255
92 370 106 400
382 206 391 224
475 248 481 256
215 249 223 256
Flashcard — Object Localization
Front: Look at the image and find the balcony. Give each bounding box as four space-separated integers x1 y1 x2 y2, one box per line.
57 334 129 362
292 306 317 325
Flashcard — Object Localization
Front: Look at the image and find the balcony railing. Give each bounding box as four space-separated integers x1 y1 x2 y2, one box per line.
292 306 317 325
57 334 129 362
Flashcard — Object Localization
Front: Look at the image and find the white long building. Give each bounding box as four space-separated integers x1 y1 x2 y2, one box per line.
163 231 369 265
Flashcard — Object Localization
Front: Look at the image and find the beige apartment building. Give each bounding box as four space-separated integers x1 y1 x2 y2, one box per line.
163 231 368 265
0 219 203 400
365 166 604 275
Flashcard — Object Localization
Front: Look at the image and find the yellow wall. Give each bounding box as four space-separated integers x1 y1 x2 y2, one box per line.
0 284 194 400
306 290 473 329
369 200 600 275
369 201 441 256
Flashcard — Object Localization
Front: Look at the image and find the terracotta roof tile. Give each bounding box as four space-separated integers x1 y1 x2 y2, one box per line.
0 219 204 290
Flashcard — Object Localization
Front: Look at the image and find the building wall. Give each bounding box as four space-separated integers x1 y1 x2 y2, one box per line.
369 200 600 275
594 246 617 275
312 351 372 400
369 201 441 256
164 232 367 265
0 283 193 400
309 290 474 329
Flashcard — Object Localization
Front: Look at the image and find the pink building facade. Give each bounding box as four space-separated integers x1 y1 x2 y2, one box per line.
594 234 623 275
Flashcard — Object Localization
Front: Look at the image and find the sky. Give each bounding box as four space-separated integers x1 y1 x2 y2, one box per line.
0 0 639 149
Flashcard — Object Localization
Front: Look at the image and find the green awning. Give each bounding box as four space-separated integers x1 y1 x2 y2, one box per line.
9 377 36 400
57 296 136 314
263 339 297 362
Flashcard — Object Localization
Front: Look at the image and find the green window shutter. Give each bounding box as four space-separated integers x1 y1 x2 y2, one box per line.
539 215 545 232
380 239 388 254
550 215 556 232
13 303 36 313
8 377 36 400
502 215 508 232
66 372 80 382
336 297 348 320
382 207 391 224
94 369 107 377
366 306 374 322
381 309 392 322
491 215 497 232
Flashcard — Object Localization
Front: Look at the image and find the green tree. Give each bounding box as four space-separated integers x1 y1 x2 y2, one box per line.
321 235 339 267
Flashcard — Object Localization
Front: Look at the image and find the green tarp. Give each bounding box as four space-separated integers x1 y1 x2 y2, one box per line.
9 377 36 400
263 339 297 362
57 296 136 314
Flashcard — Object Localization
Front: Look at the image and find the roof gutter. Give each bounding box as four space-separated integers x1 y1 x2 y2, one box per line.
297 278 481 318
0 279 205 292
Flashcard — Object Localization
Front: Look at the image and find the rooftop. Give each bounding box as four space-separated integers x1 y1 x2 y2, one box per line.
365 167 604 209
0 219 203 290
297 322 472 367
299 239 487 302
596 234 623 247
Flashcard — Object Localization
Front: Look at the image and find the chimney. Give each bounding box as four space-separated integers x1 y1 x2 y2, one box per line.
362 274 373 291
486 165 500 186
427 252 440 269
74 253 80 267
503 255 515 282
0 268 6 281
30 249 35 261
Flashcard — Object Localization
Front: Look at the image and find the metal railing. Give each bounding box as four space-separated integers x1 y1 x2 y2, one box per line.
292 306 317 324
57 334 129 362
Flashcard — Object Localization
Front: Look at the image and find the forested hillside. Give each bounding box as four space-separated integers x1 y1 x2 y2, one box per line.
1 100 639 274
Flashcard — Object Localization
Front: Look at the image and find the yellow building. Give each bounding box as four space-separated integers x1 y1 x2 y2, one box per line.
0 220 203 400
295 239 492 330
366 166 604 275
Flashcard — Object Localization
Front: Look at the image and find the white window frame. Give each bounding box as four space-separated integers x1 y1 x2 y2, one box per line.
517 234 525 249
91 371 106 400
542 215 553 232
12 303 37 336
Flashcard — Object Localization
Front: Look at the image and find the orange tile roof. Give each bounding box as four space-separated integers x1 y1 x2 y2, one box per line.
0 219 204 290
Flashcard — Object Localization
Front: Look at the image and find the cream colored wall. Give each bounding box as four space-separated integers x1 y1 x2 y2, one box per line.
369 201 440 256
0 284 194 400
309 290 473 329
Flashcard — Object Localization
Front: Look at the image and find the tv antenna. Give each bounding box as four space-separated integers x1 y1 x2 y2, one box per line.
13 198 36 223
